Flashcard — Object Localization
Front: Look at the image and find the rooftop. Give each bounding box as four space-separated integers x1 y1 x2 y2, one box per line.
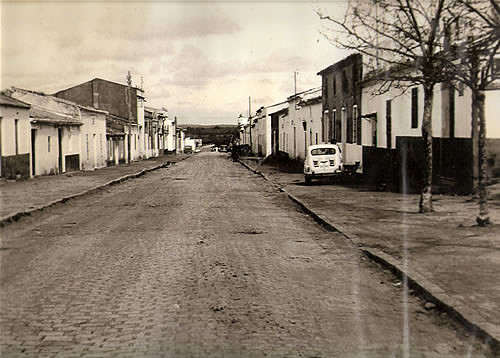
0 93 31 109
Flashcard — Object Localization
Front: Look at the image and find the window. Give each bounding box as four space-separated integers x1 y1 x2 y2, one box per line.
386 100 392 148
324 78 328 100
342 70 349 93
353 105 358 144
332 109 337 142
494 58 500 80
48 136 51 152
14 119 19 155
347 107 353 143
333 76 336 95
411 88 418 128
311 147 336 156
86 134 89 159
316 133 318 145
458 82 464 97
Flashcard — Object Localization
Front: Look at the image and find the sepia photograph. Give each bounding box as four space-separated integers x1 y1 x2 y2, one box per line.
0 0 499 356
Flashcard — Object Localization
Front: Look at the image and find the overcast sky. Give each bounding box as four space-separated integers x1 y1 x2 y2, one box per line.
1 0 349 125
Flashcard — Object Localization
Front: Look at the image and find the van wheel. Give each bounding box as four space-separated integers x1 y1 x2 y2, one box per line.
305 175 312 185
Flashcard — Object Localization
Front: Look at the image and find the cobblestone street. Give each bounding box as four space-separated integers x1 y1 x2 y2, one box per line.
0 153 492 357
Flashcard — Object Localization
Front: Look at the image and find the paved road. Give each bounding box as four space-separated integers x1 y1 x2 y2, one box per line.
0 152 491 357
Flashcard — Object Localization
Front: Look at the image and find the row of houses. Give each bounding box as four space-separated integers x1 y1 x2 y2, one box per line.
0 78 190 180
240 53 500 193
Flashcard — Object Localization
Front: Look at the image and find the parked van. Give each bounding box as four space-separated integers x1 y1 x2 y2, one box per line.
304 144 343 184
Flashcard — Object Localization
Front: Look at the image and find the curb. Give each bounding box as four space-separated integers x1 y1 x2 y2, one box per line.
0 157 185 227
361 248 499 353
238 159 499 353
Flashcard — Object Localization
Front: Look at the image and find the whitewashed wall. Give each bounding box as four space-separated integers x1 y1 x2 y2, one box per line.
80 111 107 170
0 105 31 157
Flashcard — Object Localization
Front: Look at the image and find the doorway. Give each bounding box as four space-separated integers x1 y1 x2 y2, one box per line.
31 128 37 176
58 128 63 173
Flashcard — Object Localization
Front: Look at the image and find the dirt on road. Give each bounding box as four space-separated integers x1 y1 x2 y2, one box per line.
0 152 492 357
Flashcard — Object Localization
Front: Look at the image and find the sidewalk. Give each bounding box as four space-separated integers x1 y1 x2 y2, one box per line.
0 153 188 225
241 158 500 351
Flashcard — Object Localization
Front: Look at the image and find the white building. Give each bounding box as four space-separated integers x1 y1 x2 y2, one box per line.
7 87 108 174
361 78 500 189
177 128 186 154
79 106 107 170
279 88 322 161
253 107 270 157
0 94 32 179
164 117 177 152
29 107 83 175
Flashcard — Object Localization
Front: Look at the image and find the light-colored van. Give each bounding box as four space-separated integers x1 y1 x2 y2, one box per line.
304 144 343 184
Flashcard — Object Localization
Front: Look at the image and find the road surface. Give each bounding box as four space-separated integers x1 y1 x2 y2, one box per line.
0 152 491 357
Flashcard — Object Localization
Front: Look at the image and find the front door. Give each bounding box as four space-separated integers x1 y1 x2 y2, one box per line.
58 128 63 173
31 128 37 176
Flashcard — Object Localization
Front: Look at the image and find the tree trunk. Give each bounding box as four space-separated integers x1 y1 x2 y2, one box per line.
476 90 491 226
471 90 479 194
419 85 434 213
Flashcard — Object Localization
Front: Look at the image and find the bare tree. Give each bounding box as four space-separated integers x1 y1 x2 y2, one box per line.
317 0 455 213
448 0 500 225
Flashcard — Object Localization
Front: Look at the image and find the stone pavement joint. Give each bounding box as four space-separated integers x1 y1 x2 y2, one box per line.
0 156 188 227
238 158 500 354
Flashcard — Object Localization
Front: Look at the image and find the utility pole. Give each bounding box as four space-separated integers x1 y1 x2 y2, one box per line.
294 70 299 110
294 71 297 97
248 96 252 152
126 71 133 163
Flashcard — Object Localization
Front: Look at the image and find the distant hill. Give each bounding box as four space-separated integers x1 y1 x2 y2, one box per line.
181 125 239 146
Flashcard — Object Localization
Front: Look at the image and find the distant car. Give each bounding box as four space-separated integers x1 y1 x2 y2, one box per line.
304 144 343 184
219 145 228 152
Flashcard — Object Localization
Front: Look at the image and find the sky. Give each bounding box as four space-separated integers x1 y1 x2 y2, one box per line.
1 0 350 125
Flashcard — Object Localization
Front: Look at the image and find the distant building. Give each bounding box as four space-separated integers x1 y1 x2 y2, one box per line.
177 128 186 154
54 78 146 163
184 137 202 153
253 106 270 157
278 88 322 161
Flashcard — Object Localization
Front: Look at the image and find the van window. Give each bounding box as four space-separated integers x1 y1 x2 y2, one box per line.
311 147 336 156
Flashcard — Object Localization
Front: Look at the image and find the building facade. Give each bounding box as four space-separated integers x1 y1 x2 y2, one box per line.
6 88 86 176
278 88 322 161
0 94 31 179
318 53 363 168
79 107 107 171
54 78 146 163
